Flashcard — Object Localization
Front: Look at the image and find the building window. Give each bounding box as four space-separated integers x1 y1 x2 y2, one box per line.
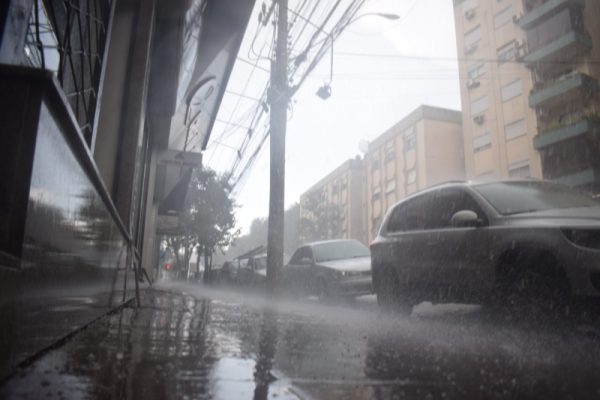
501 79 522 101
497 42 517 64
371 158 380 170
508 160 531 178
406 169 417 184
385 146 395 163
372 187 381 201
467 63 485 80
464 26 481 48
24 0 114 145
494 5 513 29
473 132 492 152
385 179 396 194
332 179 339 192
505 118 527 140
461 0 478 12
404 133 416 151
470 95 489 115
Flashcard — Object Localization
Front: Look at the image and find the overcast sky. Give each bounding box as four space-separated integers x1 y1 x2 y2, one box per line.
204 0 462 233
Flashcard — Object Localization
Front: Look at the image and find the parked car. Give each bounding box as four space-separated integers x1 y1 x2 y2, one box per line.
236 253 268 286
283 239 373 299
371 179 600 313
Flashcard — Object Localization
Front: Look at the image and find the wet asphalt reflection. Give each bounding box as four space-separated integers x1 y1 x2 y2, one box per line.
2 281 600 399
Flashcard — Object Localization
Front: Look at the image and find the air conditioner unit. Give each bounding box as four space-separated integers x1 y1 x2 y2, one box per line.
465 43 477 54
464 8 476 19
515 47 526 60
512 12 523 24
473 114 485 125
467 79 480 89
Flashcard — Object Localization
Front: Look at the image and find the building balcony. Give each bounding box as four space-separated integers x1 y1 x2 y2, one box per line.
529 73 598 108
533 118 600 150
523 30 592 66
552 167 600 188
520 0 585 30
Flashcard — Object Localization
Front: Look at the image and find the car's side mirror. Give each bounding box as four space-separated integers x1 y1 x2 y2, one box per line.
450 210 484 228
299 257 313 265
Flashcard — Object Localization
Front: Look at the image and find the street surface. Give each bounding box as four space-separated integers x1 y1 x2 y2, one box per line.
2 282 600 399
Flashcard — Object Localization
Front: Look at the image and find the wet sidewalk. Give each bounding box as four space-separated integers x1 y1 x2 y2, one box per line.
0 288 304 400
3 283 600 399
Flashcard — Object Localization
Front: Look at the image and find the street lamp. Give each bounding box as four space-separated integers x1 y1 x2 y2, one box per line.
351 12 401 22
315 11 401 100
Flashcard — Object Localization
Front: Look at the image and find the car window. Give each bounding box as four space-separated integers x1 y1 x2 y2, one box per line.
312 240 370 262
289 247 312 264
386 193 433 233
427 188 487 229
474 181 599 215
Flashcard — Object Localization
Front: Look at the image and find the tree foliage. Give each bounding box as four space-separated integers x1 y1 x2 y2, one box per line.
164 168 239 280
299 193 343 243
221 203 301 262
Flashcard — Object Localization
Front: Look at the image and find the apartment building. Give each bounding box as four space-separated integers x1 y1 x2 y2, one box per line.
520 0 600 194
299 158 366 244
366 105 465 242
453 0 543 181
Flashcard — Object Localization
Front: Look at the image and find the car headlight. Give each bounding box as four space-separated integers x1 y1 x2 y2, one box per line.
562 229 600 250
339 271 369 277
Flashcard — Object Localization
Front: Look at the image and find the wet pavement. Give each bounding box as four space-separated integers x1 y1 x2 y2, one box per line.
2 282 600 399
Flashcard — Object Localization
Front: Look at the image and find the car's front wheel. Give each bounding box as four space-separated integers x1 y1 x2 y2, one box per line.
315 277 332 301
376 266 412 315
507 268 570 314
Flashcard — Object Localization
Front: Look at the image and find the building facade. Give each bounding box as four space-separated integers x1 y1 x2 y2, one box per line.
365 105 465 242
520 0 600 194
453 0 543 181
453 0 600 194
299 158 366 244
0 0 254 379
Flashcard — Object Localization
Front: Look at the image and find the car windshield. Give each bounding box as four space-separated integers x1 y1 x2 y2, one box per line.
474 181 599 215
312 241 370 262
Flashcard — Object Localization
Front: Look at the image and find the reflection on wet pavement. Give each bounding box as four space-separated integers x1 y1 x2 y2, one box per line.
3 282 600 399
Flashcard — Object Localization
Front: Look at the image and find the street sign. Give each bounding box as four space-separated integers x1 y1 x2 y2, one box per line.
157 149 203 169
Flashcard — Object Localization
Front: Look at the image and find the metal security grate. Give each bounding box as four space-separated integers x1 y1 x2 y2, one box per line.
24 0 113 146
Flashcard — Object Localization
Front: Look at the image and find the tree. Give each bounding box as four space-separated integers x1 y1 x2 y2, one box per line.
222 203 301 262
164 168 239 281
299 192 343 243
189 168 239 281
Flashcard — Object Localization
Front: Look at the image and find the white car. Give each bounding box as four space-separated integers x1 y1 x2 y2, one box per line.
283 239 373 298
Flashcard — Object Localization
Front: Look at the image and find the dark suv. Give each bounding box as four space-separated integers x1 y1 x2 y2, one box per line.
370 180 600 313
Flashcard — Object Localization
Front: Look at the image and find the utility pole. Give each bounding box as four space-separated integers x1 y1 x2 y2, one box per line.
266 0 288 296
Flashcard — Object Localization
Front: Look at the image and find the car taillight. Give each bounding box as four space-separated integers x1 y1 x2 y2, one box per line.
562 229 600 250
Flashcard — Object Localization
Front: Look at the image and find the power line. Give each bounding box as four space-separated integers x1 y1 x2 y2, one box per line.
334 51 600 66
236 57 270 73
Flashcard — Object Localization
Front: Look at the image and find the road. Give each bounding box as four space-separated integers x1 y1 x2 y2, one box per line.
2 281 600 399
